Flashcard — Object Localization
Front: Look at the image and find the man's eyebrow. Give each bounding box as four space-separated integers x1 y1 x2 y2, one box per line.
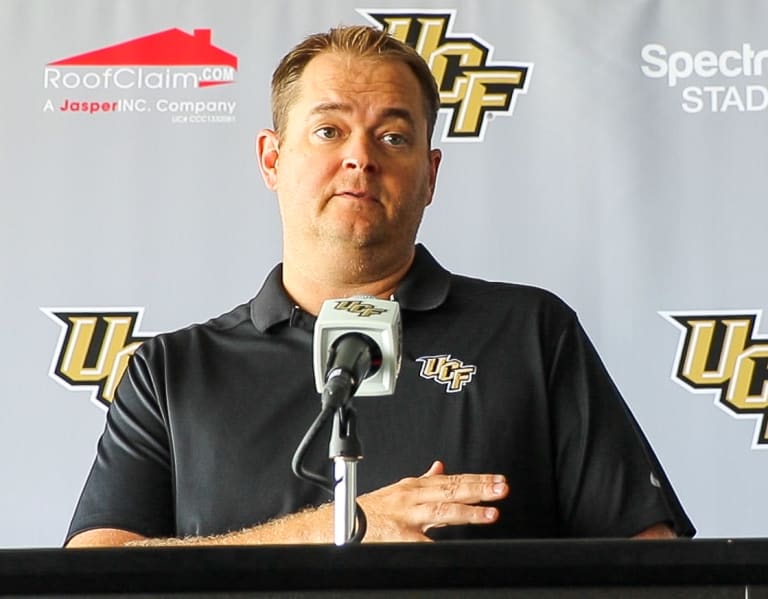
380 107 416 129
308 103 417 127
308 102 350 117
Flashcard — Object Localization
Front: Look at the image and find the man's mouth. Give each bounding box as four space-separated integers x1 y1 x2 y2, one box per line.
336 190 378 202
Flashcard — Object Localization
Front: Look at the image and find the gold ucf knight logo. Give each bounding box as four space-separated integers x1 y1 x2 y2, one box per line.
663 311 768 448
359 9 530 141
43 308 153 408
333 299 387 318
417 354 477 392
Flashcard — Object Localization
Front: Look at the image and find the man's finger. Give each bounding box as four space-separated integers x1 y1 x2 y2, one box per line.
413 475 508 504
420 460 445 478
419 472 506 486
417 503 501 530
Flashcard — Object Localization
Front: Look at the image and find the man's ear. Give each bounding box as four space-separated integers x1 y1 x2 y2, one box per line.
256 129 280 191
425 148 442 206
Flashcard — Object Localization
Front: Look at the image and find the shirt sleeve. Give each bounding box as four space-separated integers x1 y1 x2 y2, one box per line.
65 341 175 544
549 315 695 538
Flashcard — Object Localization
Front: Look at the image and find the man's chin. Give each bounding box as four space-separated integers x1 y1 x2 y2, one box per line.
319 223 386 249
331 235 384 251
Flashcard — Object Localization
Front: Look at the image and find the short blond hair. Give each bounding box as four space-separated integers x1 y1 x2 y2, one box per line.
270 25 440 141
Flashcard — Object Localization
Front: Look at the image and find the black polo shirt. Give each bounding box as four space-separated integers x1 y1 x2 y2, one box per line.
67 245 694 542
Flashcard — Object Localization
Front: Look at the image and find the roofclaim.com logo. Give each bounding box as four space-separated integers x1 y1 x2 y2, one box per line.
43 28 238 124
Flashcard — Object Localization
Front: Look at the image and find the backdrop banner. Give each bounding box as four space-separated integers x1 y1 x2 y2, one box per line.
2 0 766 546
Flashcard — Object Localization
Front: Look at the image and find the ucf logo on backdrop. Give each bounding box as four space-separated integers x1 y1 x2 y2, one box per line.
43 308 154 408
663 310 768 448
360 9 531 141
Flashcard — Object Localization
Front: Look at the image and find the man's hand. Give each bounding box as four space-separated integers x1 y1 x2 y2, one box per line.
357 460 509 542
66 460 508 547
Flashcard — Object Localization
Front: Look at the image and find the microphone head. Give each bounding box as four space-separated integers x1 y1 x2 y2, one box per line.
313 296 402 396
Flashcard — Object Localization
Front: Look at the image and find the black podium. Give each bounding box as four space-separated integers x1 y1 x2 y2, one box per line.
2 539 768 597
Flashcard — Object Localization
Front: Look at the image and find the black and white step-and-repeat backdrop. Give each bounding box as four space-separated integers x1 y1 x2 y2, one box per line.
2 0 766 547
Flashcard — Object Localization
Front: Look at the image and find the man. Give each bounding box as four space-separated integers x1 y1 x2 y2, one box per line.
66 26 694 547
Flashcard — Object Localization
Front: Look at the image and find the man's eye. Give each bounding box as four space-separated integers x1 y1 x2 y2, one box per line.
381 133 408 146
314 127 338 140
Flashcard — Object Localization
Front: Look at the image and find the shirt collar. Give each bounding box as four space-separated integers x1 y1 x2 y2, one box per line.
250 243 451 333
393 243 451 311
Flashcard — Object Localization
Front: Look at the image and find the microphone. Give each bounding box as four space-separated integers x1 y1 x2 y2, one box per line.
313 296 402 403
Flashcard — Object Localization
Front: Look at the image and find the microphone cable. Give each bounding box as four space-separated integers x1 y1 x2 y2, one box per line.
291 402 367 543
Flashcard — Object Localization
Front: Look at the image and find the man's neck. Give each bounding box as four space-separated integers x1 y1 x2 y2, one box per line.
282 244 415 315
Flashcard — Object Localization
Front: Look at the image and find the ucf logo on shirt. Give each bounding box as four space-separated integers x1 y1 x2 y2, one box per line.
416 354 477 392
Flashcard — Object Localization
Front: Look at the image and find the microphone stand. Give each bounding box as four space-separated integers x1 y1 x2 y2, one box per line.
328 404 363 546
293 358 370 544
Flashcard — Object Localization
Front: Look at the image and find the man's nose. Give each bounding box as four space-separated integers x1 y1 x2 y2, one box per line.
341 134 378 172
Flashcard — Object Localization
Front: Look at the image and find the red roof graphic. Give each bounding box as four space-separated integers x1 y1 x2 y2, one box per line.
49 28 237 70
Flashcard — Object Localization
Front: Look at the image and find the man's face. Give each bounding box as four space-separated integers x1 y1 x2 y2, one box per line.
259 52 441 256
